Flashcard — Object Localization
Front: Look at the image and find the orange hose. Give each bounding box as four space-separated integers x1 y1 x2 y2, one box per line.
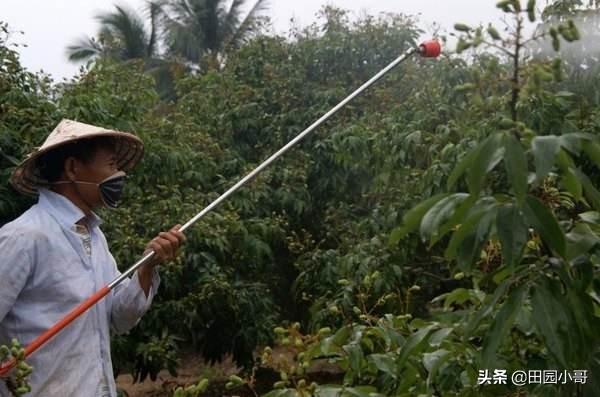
0 285 111 376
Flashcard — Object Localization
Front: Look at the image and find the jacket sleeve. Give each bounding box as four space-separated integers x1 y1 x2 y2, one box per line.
0 227 35 324
107 251 161 335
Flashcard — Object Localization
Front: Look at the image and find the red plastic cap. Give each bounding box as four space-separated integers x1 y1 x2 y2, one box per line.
419 40 441 58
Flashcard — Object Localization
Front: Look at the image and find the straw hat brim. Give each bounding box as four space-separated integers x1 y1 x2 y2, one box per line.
10 131 144 196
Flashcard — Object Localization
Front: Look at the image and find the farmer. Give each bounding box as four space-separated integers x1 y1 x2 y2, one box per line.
0 119 185 396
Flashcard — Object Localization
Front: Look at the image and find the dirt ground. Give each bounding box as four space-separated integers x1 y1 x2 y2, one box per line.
116 353 242 397
116 348 344 397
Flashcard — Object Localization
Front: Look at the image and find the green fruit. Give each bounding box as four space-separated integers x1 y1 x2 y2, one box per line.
454 23 471 32
318 327 332 336
274 381 286 389
280 371 288 381
196 378 209 392
362 275 371 286
16 387 29 396
568 21 580 40
552 59 563 81
0 345 9 357
274 327 286 335
527 0 536 21
298 379 306 388
549 28 560 51
456 39 471 53
487 26 501 40
225 381 235 390
496 0 512 12
552 36 560 51
17 361 30 372
229 375 244 385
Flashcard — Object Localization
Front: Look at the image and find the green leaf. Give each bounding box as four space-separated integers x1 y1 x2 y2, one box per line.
263 389 297 397
496 204 527 267
448 146 478 189
566 223 600 260
523 195 566 257
343 343 363 374
424 348 452 390
429 328 454 347
420 193 469 245
434 194 478 244
561 167 583 201
465 281 510 337
481 284 527 368
445 210 486 260
582 140 600 169
342 386 380 397
531 277 571 367
576 169 600 210
579 211 600 224
466 133 505 195
455 209 497 270
370 354 397 378
503 134 528 203
559 133 583 155
397 325 437 367
389 193 449 244
531 135 561 182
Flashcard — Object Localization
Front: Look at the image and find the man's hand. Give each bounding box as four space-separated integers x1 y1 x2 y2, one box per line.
145 224 187 265
138 225 186 296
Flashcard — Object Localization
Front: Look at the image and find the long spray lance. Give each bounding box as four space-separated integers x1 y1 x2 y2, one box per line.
0 40 441 376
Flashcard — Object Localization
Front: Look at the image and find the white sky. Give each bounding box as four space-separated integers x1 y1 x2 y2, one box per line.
2 0 534 80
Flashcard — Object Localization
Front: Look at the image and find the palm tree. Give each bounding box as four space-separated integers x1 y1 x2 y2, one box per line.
66 2 182 100
66 2 162 63
161 0 269 64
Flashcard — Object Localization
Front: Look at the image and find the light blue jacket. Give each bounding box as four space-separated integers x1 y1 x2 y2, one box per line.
0 188 159 396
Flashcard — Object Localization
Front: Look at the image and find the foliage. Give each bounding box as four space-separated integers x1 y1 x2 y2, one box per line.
1 1 600 396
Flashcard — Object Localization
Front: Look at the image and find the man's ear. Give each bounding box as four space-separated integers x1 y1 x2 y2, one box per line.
63 157 79 182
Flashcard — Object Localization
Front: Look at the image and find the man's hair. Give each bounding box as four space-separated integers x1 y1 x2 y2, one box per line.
36 137 117 182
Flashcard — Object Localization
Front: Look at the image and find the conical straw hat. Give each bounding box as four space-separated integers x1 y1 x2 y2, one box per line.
10 119 144 195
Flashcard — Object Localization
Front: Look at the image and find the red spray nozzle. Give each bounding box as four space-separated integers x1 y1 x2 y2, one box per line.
419 40 441 58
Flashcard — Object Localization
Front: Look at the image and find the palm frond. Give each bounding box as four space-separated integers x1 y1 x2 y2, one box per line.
146 0 166 58
226 0 268 49
96 4 149 60
66 36 104 62
221 0 245 45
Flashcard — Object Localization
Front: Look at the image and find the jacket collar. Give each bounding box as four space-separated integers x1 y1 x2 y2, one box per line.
38 188 102 229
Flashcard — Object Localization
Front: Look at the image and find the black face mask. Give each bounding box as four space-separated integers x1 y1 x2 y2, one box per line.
54 171 127 209
95 171 127 208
